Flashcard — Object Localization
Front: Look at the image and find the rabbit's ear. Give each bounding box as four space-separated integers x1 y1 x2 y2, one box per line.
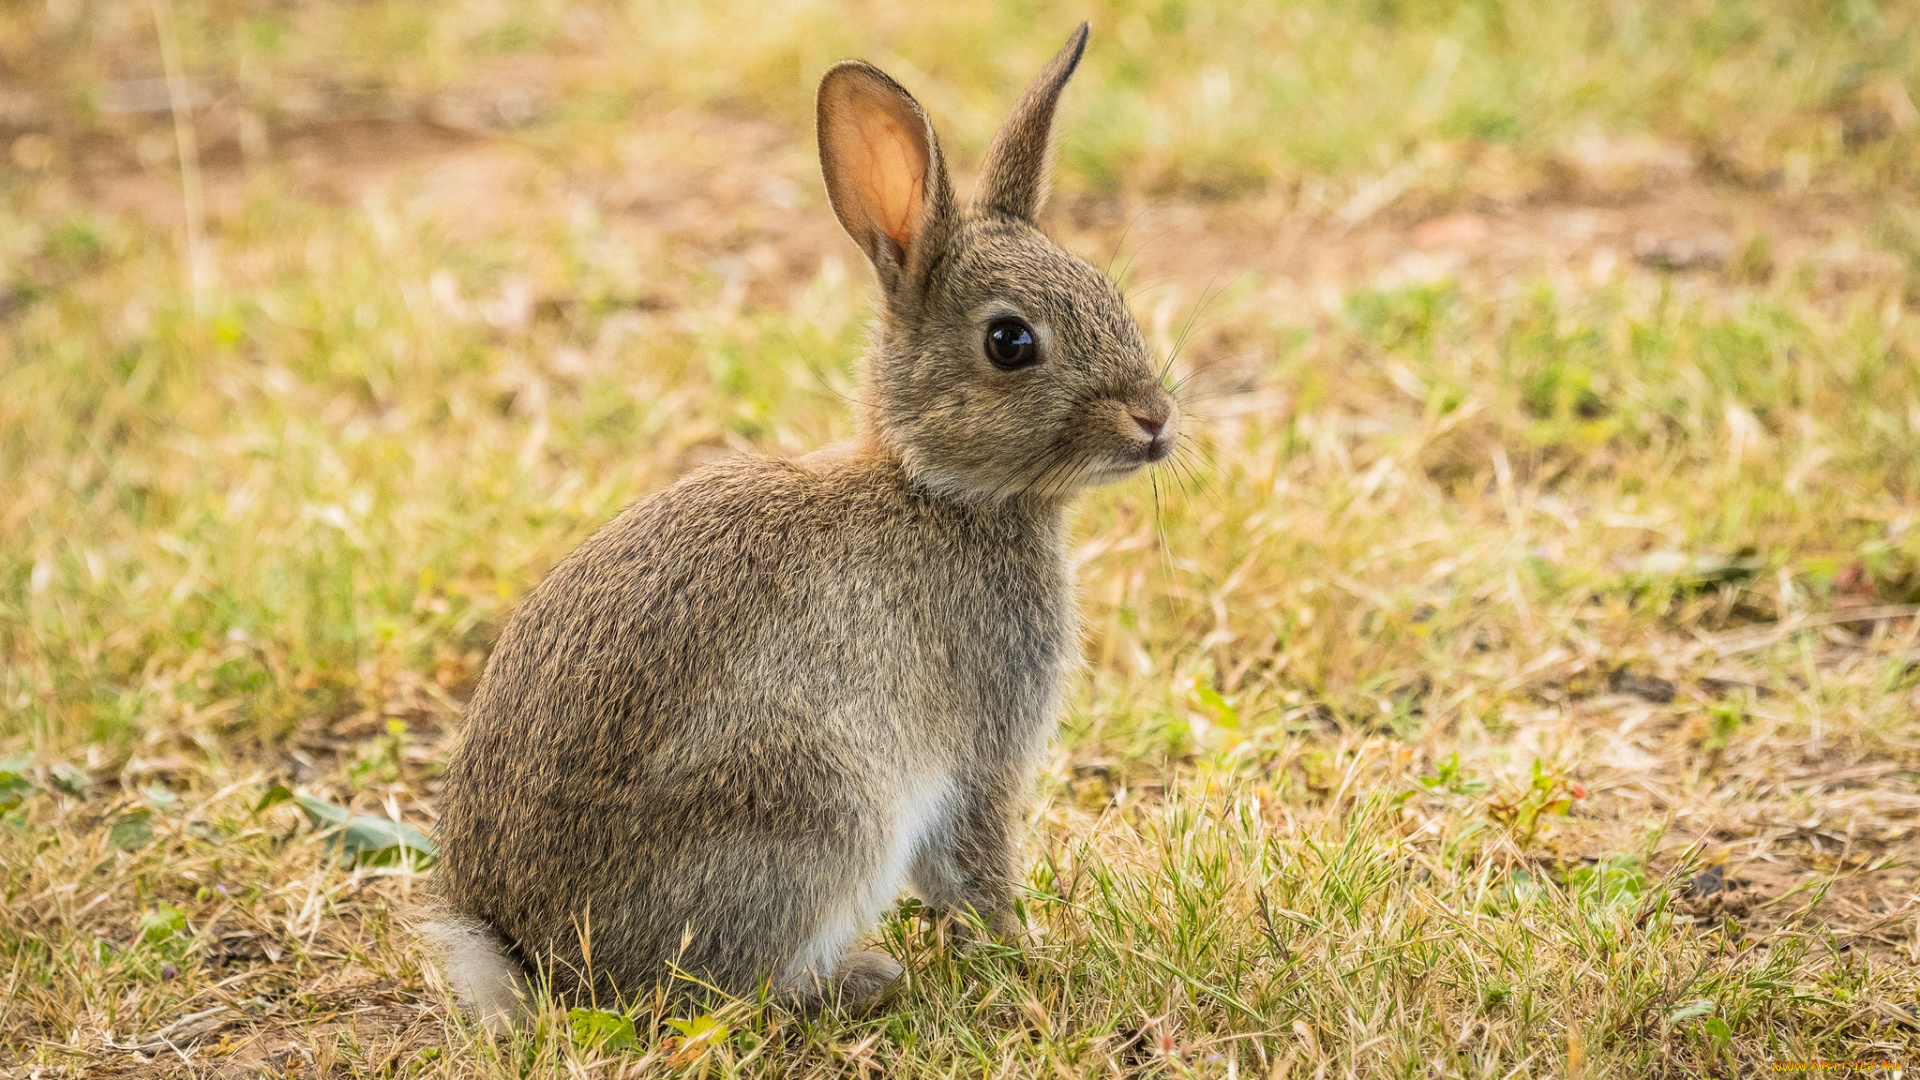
971 22 1088 223
818 61 958 289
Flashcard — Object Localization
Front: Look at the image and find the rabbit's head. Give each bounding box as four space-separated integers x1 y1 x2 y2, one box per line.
818 24 1177 503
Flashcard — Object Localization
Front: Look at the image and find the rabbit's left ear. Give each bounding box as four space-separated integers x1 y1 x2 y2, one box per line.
971 22 1089 223
818 61 958 291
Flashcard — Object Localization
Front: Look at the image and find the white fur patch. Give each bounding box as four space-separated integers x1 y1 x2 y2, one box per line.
783 770 953 985
422 917 530 1034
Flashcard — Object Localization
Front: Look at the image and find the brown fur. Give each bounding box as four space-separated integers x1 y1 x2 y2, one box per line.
428 23 1177 1020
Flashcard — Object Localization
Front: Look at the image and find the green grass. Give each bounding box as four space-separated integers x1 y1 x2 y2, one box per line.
7 0 1918 198
5 0 1920 1076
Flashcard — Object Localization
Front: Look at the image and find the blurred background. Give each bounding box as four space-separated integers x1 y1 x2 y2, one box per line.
5 0 1917 757
4 2 1920 1071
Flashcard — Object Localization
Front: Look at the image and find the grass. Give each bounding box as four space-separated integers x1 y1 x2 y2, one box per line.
4 0 1920 1075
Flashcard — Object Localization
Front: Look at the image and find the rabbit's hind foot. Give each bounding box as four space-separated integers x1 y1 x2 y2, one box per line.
783 950 903 1016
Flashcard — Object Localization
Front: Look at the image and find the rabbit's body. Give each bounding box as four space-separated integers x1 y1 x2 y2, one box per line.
430 24 1180 1024
437 450 1073 1005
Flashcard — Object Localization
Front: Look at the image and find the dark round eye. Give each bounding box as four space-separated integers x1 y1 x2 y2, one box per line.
983 317 1040 370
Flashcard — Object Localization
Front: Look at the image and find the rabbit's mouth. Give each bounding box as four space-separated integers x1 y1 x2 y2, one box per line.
1077 426 1176 487
1085 456 1156 485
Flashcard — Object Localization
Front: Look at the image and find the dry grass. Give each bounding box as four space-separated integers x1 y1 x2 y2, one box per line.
5 0 1920 1076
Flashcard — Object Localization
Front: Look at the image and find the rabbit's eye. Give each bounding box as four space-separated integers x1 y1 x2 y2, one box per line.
984 317 1040 370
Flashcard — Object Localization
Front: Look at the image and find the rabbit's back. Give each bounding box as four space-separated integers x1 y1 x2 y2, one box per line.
435 451 1074 1001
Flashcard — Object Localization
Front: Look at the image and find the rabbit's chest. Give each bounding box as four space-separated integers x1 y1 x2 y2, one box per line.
823 505 1075 756
881 769 955 878
898 568 1075 752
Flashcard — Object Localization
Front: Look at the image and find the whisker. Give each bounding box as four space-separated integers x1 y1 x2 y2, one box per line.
1062 454 1103 498
1171 384 1255 405
994 439 1072 505
1164 440 1220 510
804 362 882 412
1116 270 1183 304
1159 272 1257 402
1104 205 1151 279
1038 448 1096 501
1176 456 1214 503
1013 440 1081 503
1112 221 1182 294
1151 469 1174 590
1158 272 1220 382
1168 349 1258 397
1160 274 1252 385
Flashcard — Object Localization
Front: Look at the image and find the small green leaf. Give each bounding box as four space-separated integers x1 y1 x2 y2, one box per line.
665 1014 729 1043
1668 998 1715 1023
1193 683 1239 728
1703 1015 1732 1048
0 768 35 814
569 1008 636 1050
140 784 179 812
296 793 348 828
253 784 294 814
136 904 186 946
48 763 92 800
1705 704 1745 752
1419 750 1488 795
1566 854 1646 909
296 794 438 867
343 817 438 866
665 1014 729 1060
109 809 155 851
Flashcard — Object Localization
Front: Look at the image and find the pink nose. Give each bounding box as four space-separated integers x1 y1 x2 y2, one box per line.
1132 413 1167 439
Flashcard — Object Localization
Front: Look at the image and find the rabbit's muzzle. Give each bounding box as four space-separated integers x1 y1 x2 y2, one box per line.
1109 387 1179 468
1129 398 1177 463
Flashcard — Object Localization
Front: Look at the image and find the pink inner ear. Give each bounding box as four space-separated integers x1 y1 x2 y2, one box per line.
852 108 926 250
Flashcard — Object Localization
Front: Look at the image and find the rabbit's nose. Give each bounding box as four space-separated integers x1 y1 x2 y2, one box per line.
1131 411 1169 439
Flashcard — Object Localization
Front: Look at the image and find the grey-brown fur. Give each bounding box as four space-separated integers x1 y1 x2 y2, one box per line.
428 23 1177 1023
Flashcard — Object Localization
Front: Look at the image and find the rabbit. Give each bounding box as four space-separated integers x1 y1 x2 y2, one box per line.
425 21 1178 1029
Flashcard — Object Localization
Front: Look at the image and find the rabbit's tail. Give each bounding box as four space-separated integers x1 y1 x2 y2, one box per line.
421 915 533 1034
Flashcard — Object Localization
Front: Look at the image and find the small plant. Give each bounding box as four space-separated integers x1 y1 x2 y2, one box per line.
567 1007 635 1051
107 809 154 851
1418 750 1488 796
0 755 36 816
294 793 438 867
1486 759 1577 847
1565 854 1646 910
663 1014 731 1067
1703 703 1746 753
134 904 191 969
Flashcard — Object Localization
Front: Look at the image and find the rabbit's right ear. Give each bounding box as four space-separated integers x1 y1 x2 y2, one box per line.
817 62 957 291
971 23 1088 223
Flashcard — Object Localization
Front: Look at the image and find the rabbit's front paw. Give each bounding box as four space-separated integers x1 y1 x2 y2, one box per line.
928 906 1043 954
987 909 1047 962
